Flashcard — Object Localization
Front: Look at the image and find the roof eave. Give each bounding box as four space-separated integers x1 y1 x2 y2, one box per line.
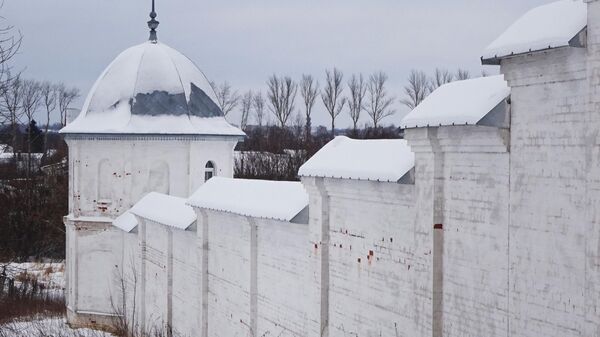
402 96 510 130
481 26 588 66
481 46 567 65
297 173 409 184
61 132 245 141
186 205 298 223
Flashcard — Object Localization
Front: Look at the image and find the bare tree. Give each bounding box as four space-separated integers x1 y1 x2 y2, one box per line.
0 18 22 93
266 75 297 128
456 68 471 80
429 68 454 91
321 68 345 136
0 12 22 132
209 80 240 117
240 90 252 130
1 74 22 156
57 84 79 126
252 92 265 127
20 79 42 179
366 72 395 128
300 74 319 140
110 255 139 337
400 69 429 110
347 74 366 134
292 111 305 139
40 82 57 158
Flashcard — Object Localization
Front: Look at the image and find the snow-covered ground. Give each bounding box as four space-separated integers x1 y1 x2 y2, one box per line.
3 262 65 291
0 318 115 337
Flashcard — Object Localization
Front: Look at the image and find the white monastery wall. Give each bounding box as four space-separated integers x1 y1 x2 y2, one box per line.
302 176 431 337
117 230 140 333
120 208 311 337
65 217 137 330
204 211 253 337
322 178 417 337
171 226 201 337
195 209 310 337
66 3 600 336
435 126 510 337
501 47 590 337
71 221 121 314
405 126 511 337
256 218 309 337
140 219 170 331
138 219 201 336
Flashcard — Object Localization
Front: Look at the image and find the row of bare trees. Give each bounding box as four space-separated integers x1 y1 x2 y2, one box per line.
212 67 480 136
210 68 397 137
0 8 76 262
0 76 79 163
0 79 76 261
401 68 475 109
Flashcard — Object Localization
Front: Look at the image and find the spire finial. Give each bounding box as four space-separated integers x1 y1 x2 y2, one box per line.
147 0 159 42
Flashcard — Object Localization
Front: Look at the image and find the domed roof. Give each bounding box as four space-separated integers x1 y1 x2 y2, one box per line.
61 41 244 137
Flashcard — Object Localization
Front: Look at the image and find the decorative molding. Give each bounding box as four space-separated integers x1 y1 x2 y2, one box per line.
63 133 244 142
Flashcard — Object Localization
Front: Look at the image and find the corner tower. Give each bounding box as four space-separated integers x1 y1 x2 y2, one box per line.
61 39 243 217
61 3 243 328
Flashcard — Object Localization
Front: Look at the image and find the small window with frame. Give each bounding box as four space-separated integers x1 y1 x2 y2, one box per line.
205 161 215 181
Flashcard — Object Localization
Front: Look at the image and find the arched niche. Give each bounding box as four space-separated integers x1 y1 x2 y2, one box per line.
148 161 170 194
97 159 114 201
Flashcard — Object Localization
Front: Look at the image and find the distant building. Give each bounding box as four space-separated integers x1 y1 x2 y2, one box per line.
64 1 600 337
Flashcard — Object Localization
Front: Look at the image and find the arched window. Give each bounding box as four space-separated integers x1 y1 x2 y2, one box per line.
205 161 216 181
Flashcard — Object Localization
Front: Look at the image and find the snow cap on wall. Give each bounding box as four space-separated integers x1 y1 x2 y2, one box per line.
113 211 138 233
401 75 510 129
130 192 196 230
61 41 244 137
298 136 414 182
482 0 587 63
187 177 309 222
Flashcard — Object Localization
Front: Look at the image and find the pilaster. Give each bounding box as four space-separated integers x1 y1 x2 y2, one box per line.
585 1 600 334
302 177 330 337
404 127 440 337
196 209 209 337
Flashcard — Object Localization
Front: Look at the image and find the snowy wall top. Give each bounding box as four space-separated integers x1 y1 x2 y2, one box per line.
401 75 510 129
113 211 138 233
130 192 196 230
482 0 587 64
187 177 309 222
61 42 244 137
298 136 415 183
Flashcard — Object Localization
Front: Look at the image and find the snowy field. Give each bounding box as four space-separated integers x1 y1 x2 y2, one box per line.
0 318 115 337
3 262 65 291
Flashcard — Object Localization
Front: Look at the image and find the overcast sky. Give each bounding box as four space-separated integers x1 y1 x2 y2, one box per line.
5 0 549 128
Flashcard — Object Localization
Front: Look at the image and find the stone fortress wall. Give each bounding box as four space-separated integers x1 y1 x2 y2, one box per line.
64 1 600 336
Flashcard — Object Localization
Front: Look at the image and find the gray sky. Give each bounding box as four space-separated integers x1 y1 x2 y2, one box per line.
5 0 549 128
